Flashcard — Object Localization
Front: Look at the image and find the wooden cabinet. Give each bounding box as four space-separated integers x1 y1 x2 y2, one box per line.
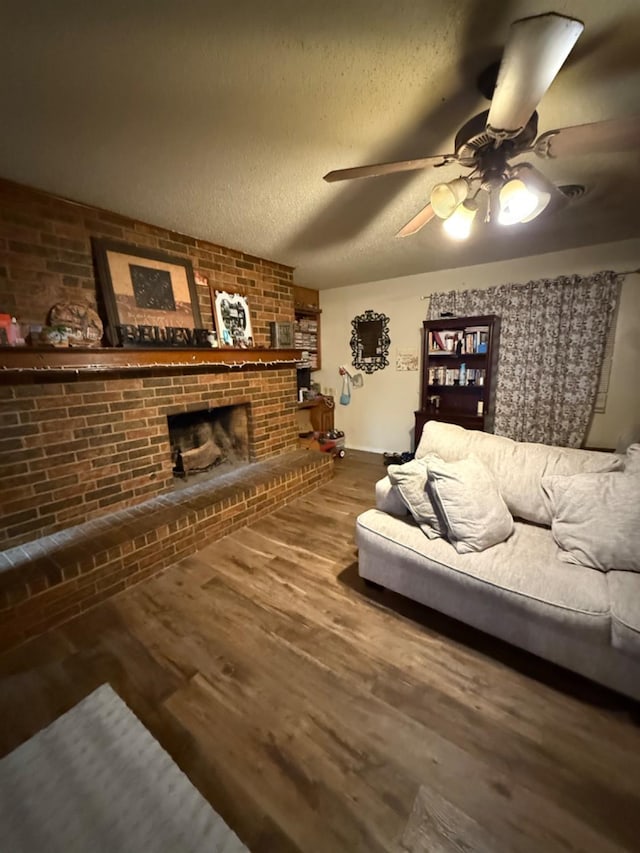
297 397 335 434
415 315 500 449
293 285 321 371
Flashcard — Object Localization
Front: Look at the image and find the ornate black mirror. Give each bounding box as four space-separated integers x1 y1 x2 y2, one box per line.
350 309 390 374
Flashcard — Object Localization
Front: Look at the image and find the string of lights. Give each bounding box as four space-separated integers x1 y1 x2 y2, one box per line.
1 358 300 374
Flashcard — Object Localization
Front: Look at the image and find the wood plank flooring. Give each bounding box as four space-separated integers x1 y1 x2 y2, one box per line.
1 450 639 853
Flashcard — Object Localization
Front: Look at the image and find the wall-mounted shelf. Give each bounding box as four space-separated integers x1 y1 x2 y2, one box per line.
293 284 321 372
294 306 321 371
0 347 302 381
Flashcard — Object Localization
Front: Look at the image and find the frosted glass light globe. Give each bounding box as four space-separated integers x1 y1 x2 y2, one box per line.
498 179 539 224
443 200 478 240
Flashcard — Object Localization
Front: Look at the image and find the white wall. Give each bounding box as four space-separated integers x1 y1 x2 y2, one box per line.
316 239 640 452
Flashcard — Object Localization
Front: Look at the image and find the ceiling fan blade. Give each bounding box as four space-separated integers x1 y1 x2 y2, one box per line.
487 13 584 140
323 154 455 183
396 203 436 238
534 115 640 159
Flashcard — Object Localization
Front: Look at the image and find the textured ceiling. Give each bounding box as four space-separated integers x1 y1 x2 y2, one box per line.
1 0 639 288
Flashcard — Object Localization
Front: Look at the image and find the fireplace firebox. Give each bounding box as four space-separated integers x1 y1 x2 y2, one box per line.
167 404 250 482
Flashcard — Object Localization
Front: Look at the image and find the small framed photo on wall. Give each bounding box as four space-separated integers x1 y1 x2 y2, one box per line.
211 290 254 348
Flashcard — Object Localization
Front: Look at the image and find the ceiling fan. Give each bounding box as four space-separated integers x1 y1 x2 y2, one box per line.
323 12 640 240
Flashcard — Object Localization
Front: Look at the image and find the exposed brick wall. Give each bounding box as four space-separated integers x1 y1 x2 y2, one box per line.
1 366 299 549
0 178 304 548
0 177 294 341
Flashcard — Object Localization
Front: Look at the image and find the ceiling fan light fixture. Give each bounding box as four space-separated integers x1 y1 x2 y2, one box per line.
518 188 551 222
431 178 469 219
498 178 540 225
443 200 478 240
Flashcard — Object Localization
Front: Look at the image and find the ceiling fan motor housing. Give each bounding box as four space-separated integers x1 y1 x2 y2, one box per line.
454 110 538 171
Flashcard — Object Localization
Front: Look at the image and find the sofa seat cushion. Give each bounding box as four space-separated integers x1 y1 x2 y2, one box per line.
608 572 640 659
416 421 621 526
356 510 611 645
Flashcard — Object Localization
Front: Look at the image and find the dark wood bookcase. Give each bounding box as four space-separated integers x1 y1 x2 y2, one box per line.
414 314 500 449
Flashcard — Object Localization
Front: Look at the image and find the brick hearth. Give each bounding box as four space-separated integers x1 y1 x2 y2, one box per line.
0 450 332 651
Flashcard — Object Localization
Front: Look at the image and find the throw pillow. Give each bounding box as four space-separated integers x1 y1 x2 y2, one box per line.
426 456 514 553
625 443 640 474
541 468 640 572
387 456 447 539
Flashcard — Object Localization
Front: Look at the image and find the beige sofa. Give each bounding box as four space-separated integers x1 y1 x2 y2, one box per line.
356 421 640 701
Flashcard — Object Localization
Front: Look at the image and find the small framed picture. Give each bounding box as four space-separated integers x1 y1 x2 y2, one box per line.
211 290 254 348
270 321 294 348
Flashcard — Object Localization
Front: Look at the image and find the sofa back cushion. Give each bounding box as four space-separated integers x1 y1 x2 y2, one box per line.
387 456 448 539
426 456 514 553
416 421 621 526
541 467 640 572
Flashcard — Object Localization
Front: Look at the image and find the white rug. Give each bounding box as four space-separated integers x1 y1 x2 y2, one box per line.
0 683 248 853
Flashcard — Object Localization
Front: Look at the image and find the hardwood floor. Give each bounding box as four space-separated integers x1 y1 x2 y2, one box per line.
1 450 639 852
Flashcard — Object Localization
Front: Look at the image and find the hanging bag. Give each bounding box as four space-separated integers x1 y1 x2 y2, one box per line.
339 372 351 406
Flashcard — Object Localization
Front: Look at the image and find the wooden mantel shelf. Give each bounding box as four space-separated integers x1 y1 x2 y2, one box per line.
0 347 302 379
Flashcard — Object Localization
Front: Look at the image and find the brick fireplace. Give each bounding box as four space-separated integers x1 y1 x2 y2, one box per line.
0 178 305 548
1 363 300 549
0 179 333 649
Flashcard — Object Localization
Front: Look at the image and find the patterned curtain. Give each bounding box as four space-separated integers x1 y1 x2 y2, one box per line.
428 271 620 447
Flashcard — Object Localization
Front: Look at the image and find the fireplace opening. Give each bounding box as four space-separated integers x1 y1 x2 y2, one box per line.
167 404 250 487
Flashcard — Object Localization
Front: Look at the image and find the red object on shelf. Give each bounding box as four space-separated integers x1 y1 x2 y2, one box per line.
0 313 11 345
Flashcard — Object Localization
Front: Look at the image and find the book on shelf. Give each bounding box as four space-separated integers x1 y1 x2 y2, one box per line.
428 330 447 352
477 329 489 354
426 324 492 356
464 332 476 354
460 325 489 355
428 367 486 387
429 366 447 385
440 368 464 386
430 329 473 354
